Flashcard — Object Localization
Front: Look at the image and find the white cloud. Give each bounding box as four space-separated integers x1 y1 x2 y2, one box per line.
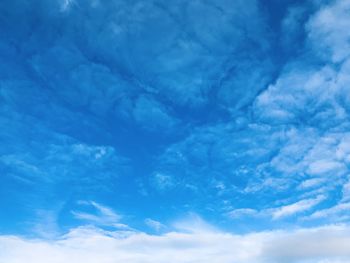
341 181 350 202
254 65 340 125
145 218 166 232
0 155 45 183
151 172 175 191
172 214 218 234
1 224 350 263
228 208 258 219
72 201 122 227
251 0 350 208
307 0 350 63
307 203 350 221
228 195 326 220
272 195 325 219
307 160 345 175
298 178 325 189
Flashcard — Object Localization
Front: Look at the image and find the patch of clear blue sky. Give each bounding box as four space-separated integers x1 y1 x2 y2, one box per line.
0 0 345 237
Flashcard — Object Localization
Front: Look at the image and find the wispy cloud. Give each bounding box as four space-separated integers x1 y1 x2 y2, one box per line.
72 201 124 228
306 202 350 222
144 218 166 232
228 208 258 219
272 195 326 219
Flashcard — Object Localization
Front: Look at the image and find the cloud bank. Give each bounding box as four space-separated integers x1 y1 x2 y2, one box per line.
1 224 350 263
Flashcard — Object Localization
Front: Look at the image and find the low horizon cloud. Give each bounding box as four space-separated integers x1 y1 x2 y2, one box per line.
1 223 350 263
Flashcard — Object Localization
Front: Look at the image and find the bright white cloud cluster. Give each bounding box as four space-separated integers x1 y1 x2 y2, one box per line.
249 0 350 222
1 224 350 263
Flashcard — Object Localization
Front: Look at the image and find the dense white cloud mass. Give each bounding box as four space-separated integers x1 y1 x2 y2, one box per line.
1 225 350 263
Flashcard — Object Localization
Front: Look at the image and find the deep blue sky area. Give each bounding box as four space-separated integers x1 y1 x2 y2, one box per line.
1 0 350 249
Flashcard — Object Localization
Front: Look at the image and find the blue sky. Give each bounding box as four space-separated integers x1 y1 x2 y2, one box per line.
1 0 350 262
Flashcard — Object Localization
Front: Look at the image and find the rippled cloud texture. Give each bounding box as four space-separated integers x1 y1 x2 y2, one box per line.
1 0 350 262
